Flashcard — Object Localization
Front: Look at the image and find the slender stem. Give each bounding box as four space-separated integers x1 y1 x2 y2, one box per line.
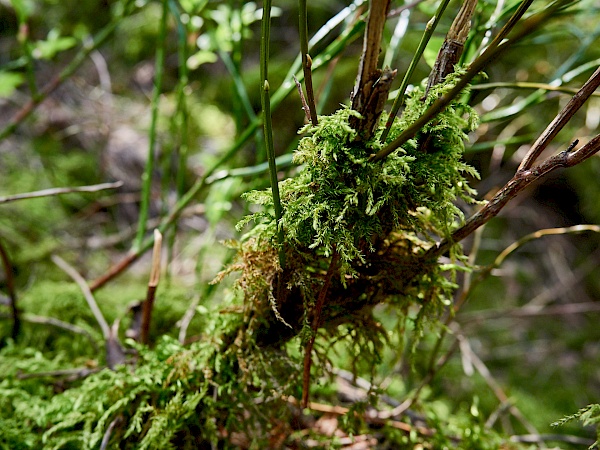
380 0 452 143
302 250 340 408
134 0 168 251
0 181 122 204
299 0 318 125
425 136 600 259
261 0 286 269
52 255 111 340
519 64 600 170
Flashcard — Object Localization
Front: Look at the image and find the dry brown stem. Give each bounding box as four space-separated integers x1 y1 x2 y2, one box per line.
426 135 600 259
519 64 600 170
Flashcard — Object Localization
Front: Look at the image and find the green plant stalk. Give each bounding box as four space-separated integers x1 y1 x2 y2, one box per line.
260 0 285 269
380 0 452 143
299 0 318 125
166 0 191 283
134 0 169 251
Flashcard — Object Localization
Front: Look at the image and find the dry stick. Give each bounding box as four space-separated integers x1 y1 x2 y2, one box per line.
457 333 544 441
425 135 600 259
0 181 123 204
519 64 600 171
0 239 19 339
424 0 477 96
293 75 311 123
52 255 111 340
302 250 340 408
140 229 162 344
19 313 100 352
350 0 394 140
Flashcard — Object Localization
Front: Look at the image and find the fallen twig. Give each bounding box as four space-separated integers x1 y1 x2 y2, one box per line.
0 181 123 205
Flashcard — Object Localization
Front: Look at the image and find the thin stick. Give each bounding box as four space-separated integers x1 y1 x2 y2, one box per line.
519 64 600 170
0 181 123 204
425 136 600 259
141 230 162 344
293 75 311 123
4 313 100 352
52 255 111 340
302 250 340 408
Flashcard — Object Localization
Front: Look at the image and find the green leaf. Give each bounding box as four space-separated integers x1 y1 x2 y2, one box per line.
32 29 77 60
0 71 25 97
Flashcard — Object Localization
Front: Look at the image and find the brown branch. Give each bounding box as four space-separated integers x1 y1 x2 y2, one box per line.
0 181 123 204
350 0 394 141
89 251 140 291
425 135 600 259
424 0 477 96
293 75 311 123
52 255 111 339
519 64 600 170
302 250 340 408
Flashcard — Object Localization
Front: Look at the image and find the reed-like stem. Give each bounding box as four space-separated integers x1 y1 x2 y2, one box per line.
299 0 318 125
134 0 168 251
261 0 286 269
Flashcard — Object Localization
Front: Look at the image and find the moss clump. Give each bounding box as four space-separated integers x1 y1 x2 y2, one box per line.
234 73 479 347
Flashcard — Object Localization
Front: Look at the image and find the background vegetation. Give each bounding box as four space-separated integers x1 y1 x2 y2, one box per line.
1 0 600 448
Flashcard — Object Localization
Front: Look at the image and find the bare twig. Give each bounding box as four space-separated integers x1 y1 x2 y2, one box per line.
350 0 395 140
140 230 162 344
456 332 545 442
0 181 123 205
0 312 100 352
519 65 600 170
16 366 102 380
424 0 477 96
425 136 600 259
100 416 123 450
52 255 111 339
302 250 340 408
293 75 311 123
